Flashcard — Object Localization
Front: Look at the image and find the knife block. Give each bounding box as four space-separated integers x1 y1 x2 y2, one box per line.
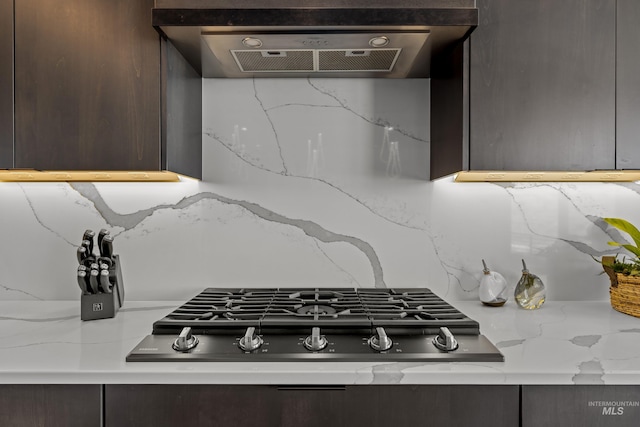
81 255 125 321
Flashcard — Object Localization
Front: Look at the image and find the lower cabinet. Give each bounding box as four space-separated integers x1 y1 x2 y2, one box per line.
522 385 640 427
12 383 640 426
105 384 519 427
0 384 101 427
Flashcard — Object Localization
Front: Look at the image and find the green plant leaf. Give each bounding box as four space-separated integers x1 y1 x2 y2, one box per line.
620 244 640 258
607 241 640 258
604 218 640 248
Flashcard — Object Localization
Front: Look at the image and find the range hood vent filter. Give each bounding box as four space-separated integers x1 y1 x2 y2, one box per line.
231 48 401 73
232 50 314 72
203 32 428 77
319 49 400 72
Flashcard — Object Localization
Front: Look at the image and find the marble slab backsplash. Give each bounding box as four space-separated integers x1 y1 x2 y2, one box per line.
1 78 639 302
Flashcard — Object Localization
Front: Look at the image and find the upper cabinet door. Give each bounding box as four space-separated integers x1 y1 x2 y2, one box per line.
469 0 615 171
616 0 640 170
0 0 12 168
14 0 161 170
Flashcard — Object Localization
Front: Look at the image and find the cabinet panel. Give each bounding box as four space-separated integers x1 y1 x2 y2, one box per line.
616 0 640 169
106 384 518 427
0 384 100 427
349 385 518 427
469 0 615 171
431 41 467 180
162 39 202 179
106 385 343 427
522 385 640 427
14 0 160 170
0 0 12 168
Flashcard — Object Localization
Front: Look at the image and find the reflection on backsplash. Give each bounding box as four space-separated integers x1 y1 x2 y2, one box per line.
229 124 249 180
204 78 430 182
1 78 640 302
306 133 325 178
380 127 402 178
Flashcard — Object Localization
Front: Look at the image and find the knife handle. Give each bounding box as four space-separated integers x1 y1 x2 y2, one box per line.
101 235 114 259
77 246 88 264
99 269 112 294
88 269 100 294
82 230 95 254
97 229 110 255
81 239 92 257
77 271 90 295
97 257 113 270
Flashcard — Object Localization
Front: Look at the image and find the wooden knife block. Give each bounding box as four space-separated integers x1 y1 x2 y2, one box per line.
81 255 125 321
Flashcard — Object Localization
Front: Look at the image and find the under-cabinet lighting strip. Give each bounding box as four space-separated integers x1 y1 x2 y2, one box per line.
455 170 640 182
0 170 182 182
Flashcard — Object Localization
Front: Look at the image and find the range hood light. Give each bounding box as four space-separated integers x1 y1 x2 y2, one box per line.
369 36 390 48
241 37 263 48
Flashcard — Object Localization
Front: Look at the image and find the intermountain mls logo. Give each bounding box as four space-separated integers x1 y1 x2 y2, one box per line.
588 400 639 416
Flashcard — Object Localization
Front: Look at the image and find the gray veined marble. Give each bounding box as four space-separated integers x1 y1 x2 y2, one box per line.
620 328 640 334
70 183 386 289
570 335 602 348
1 79 640 301
572 360 605 385
0 301 639 385
0 284 44 301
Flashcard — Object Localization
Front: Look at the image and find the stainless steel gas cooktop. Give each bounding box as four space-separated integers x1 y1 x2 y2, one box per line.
127 288 504 362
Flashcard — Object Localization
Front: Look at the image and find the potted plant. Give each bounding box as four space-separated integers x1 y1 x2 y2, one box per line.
601 218 640 318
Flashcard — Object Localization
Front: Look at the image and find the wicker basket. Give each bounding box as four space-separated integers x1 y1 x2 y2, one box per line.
601 256 640 318
609 274 640 318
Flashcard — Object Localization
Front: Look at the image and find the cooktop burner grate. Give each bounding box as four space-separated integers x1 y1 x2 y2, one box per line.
128 287 504 362
153 288 480 335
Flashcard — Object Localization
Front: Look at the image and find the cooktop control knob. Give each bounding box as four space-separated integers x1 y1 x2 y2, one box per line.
369 327 393 351
303 327 328 351
172 327 199 352
432 327 459 352
238 327 263 351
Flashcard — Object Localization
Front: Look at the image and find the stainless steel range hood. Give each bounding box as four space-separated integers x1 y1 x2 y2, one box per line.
153 0 478 78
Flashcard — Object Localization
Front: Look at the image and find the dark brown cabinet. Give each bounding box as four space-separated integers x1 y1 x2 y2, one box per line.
0 384 101 427
8 383 640 426
0 0 12 169
14 0 161 171
1 0 201 177
105 384 519 427
616 0 640 170
522 385 640 427
468 0 616 171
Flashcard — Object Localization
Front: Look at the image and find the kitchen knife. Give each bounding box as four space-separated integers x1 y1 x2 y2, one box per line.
97 257 113 270
101 235 114 260
97 229 110 256
77 270 90 295
88 269 100 294
81 239 92 257
77 246 88 264
99 269 112 294
82 230 95 255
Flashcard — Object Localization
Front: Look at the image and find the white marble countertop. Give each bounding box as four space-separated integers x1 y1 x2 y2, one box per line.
1 300 639 385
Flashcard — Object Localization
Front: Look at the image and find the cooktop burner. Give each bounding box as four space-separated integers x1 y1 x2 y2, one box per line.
127 288 504 362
